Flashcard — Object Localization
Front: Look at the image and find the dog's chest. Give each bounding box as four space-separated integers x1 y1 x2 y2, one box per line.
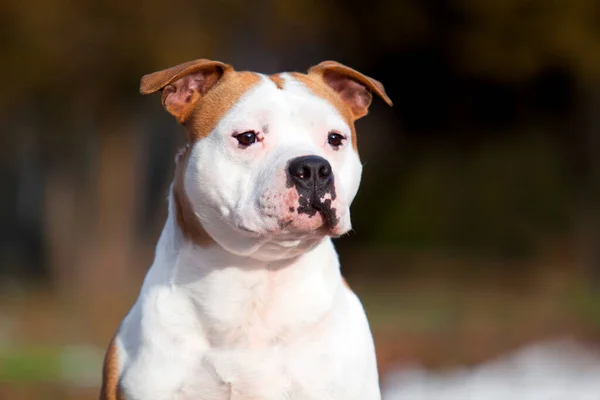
177 344 343 399
120 268 358 399
122 332 349 400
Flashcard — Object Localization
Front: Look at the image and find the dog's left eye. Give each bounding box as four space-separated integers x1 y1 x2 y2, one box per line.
327 132 346 148
235 131 257 146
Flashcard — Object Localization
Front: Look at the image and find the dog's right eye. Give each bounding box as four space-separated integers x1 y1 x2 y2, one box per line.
234 131 257 146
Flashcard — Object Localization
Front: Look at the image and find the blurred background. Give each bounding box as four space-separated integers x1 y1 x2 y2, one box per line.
2 0 600 398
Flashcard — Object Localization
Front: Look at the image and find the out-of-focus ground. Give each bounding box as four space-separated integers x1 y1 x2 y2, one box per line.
3 244 600 399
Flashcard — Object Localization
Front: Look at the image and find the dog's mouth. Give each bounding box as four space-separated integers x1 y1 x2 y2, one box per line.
296 193 339 229
233 186 346 239
235 224 262 237
275 200 343 238
234 220 334 241
236 207 340 239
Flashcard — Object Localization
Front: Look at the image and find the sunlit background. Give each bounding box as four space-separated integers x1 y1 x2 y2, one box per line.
2 0 600 399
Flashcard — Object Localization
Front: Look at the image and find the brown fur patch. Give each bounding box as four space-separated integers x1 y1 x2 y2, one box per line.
173 145 213 247
185 71 262 140
99 336 123 400
269 74 285 89
290 73 359 151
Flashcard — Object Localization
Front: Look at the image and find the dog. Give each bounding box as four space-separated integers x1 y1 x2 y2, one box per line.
99 59 392 400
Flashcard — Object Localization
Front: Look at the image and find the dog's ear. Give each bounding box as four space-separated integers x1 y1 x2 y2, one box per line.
140 59 233 123
308 61 392 120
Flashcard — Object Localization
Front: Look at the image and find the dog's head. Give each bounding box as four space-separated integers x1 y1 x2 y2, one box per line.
141 59 392 261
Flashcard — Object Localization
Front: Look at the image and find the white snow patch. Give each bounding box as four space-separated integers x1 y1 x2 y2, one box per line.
383 338 600 400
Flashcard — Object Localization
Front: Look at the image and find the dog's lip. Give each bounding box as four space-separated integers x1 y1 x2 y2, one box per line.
225 216 262 237
231 210 343 238
237 221 342 241
277 220 332 237
234 224 261 237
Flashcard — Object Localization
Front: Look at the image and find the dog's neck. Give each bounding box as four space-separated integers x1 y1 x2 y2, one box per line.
139 195 345 347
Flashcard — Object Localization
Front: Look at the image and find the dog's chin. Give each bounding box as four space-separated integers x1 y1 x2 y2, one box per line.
238 211 349 240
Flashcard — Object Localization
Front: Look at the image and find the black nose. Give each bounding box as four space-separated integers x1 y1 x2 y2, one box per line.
287 155 333 190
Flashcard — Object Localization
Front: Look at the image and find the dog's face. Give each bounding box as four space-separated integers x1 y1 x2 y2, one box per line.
141 60 392 260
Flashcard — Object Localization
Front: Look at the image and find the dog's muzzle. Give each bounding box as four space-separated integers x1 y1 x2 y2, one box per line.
287 155 338 228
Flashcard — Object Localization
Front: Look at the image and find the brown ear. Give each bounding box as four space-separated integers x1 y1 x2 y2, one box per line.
308 61 392 120
140 59 233 123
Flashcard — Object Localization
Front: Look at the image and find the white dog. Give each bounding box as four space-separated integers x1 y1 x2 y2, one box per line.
100 59 392 400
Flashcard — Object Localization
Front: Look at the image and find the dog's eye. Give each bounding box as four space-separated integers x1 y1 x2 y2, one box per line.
327 132 346 148
235 131 257 146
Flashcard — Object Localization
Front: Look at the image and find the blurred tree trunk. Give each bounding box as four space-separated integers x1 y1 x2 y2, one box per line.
575 82 600 285
45 169 79 293
81 121 139 299
43 108 142 339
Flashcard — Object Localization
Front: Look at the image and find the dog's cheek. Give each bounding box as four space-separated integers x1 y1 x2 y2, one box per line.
335 153 363 206
258 187 298 221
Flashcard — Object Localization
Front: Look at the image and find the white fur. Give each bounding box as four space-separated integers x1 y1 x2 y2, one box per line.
113 75 380 399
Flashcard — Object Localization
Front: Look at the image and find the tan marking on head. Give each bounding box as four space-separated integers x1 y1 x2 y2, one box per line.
173 145 213 247
140 60 261 143
99 335 124 400
290 72 359 151
186 71 262 141
269 74 285 90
